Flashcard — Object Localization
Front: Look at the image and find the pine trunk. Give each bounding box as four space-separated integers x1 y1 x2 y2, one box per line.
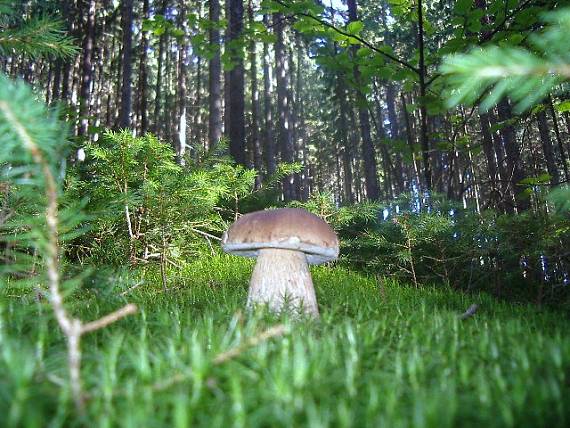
262 14 276 175
119 0 134 129
208 0 223 149
274 12 296 200
228 0 246 165
78 0 96 136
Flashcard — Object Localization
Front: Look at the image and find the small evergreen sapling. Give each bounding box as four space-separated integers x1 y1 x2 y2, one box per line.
0 76 136 412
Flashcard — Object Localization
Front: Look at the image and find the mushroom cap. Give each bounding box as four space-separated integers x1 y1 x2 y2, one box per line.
221 208 339 264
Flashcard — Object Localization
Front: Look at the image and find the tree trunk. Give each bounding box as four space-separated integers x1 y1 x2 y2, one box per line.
274 12 296 200
537 109 560 186
78 0 96 137
154 0 168 137
262 14 276 175
208 0 223 150
248 1 262 187
137 0 150 134
401 93 421 186
347 0 380 200
371 84 394 198
228 0 246 165
479 112 499 195
548 96 569 182
335 76 354 204
176 0 188 163
497 98 529 211
416 0 431 191
384 83 405 193
119 0 134 129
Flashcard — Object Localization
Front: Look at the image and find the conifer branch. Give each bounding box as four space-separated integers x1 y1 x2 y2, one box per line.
0 17 77 58
0 79 137 413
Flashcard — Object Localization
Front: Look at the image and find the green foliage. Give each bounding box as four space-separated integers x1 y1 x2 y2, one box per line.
293 192 570 304
2 256 570 426
441 8 570 112
0 1 76 58
0 75 86 283
70 131 260 266
548 185 570 216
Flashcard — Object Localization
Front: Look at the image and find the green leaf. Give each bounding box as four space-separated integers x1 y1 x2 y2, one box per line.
356 47 372 58
454 0 472 15
518 174 552 186
347 21 364 35
555 100 570 113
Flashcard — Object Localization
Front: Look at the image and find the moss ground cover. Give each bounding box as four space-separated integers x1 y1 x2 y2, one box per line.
1 255 569 427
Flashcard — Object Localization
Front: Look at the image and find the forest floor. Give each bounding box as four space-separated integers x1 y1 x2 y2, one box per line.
1 255 569 427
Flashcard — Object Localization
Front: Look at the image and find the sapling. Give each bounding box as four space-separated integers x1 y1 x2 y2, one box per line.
0 76 137 412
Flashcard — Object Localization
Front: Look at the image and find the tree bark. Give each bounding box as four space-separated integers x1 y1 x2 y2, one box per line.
347 0 380 200
137 0 150 134
176 0 188 163
497 98 529 211
262 14 276 175
479 112 499 193
208 0 223 150
548 96 569 182
78 0 96 136
335 76 354 204
274 12 296 200
384 83 405 193
416 0 431 191
537 109 560 186
228 0 246 165
248 1 262 187
154 0 168 137
119 0 134 129
401 93 421 187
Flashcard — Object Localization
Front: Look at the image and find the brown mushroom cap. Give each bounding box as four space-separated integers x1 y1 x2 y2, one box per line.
221 208 339 264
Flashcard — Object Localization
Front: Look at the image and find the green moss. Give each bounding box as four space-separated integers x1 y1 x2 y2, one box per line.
1 256 569 427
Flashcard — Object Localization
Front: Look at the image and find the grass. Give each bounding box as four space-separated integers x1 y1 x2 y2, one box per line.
1 254 569 427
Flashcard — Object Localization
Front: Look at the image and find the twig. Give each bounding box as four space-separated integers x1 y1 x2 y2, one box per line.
120 281 143 296
190 228 222 241
459 303 479 320
213 324 287 364
81 304 138 334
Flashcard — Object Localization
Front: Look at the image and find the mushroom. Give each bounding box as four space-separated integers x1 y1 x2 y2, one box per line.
221 208 339 317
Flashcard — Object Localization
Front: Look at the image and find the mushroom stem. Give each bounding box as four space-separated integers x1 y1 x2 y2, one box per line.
247 248 319 317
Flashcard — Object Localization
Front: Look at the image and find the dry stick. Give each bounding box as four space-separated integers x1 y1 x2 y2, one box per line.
213 324 287 364
0 101 137 413
81 304 138 334
120 281 144 296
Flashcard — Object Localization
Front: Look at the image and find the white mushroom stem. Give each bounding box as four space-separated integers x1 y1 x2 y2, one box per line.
247 248 319 318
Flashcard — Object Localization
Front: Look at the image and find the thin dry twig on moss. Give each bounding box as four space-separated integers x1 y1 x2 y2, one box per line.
213 324 287 364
